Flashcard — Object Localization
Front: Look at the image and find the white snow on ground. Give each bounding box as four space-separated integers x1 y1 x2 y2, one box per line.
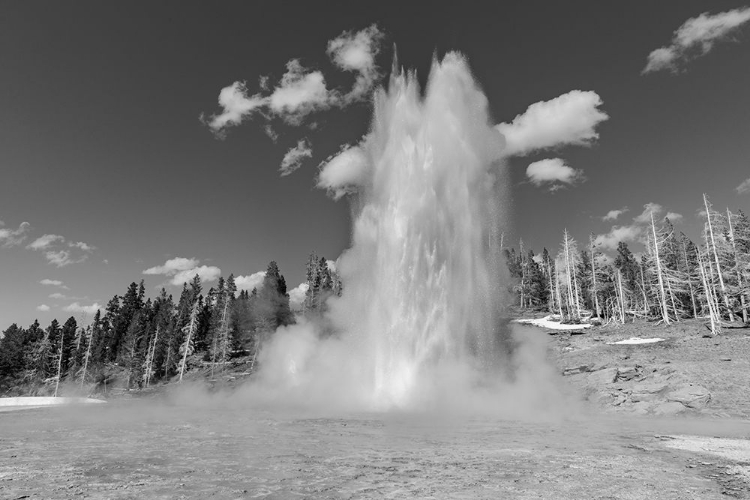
515 315 592 330
606 337 665 345
0 397 106 407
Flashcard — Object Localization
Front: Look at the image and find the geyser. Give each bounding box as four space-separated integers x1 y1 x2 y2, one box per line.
257 53 536 412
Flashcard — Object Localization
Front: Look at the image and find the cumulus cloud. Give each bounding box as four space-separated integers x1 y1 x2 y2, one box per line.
593 225 644 250
317 143 370 199
143 257 200 275
235 271 266 292
40 279 68 289
327 24 385 101
288 282 309 311
204 25 385 171
0 221 31 247
496 90 608 157
28 234 94 267
36 304 50 312
736 177 750 194
602 207 629 221
595 202 683 250
27 234 64 251
665 211 683 222
280 139 313 176
170 266 222 286
633 202 664 224
268 60 332 122
644 7 750 74
525 158 584 191
62 302 102 315
143 257 221 286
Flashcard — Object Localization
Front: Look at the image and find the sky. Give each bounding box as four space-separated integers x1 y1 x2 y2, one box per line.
1 1 749 330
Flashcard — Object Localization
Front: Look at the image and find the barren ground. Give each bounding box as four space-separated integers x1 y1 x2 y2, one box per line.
1 319 749 499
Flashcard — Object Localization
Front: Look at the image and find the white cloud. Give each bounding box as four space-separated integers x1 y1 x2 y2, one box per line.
594 225 644 250
633 202 664 224
327 24 385 102
235 271 266 292
665 211 683 222
595 201 682 250
268 60 332 123
40 279 68 289
143 257 221 286
288 282 309 311
525 158 584 191
204 81 266 133
36 304 50 312
69 241 95 252
204 25 385 144
736 177 750 194
28 234 94 266
280 139 313 176
62 302 102 315
644 7 750 74
496 90 608 156
143 257 200 275
27 234 64 251
0 221 31 247
602 207 629 221
170 266 222 286
317 143 370 199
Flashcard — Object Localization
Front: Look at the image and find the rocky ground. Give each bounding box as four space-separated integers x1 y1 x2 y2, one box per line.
545 318 750 419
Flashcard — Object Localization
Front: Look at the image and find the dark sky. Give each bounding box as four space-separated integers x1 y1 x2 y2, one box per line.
1 1 749 329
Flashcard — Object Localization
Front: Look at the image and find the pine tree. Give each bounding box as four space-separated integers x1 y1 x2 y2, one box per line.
179 299 199 382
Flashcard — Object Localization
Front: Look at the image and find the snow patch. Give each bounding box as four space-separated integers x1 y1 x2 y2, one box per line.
515 315 592 331
607 337 665 345
0 397 106 407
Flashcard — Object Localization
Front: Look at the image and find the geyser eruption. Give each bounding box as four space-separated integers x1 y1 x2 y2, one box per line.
331 53 508 407
256 53 556 413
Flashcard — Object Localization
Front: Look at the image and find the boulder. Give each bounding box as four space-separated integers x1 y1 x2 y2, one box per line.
616 366 639 381
653 402 686 416
667 384 711 409
588 367 619 385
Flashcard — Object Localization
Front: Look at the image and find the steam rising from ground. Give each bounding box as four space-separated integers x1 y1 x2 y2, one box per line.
243 53 571 417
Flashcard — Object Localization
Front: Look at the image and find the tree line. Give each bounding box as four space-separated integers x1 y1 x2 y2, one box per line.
0 254 342 394
504 195 750 334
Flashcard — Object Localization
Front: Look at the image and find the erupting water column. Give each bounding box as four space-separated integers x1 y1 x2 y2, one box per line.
330 53 510 408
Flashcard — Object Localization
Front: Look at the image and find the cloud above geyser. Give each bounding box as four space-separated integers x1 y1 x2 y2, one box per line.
280 139 313 176
594 202 683 250
0 220 31 247
525 158 584 191
36 304 50 312
737 177 750 194
327 24 386 102
644 7 750 74
602 207 629 221
496 90 608 157
143 257 221 286
27 233 95 267
317 143 370 199
63 302 102 315
235 271 266 292
205 25 385 136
